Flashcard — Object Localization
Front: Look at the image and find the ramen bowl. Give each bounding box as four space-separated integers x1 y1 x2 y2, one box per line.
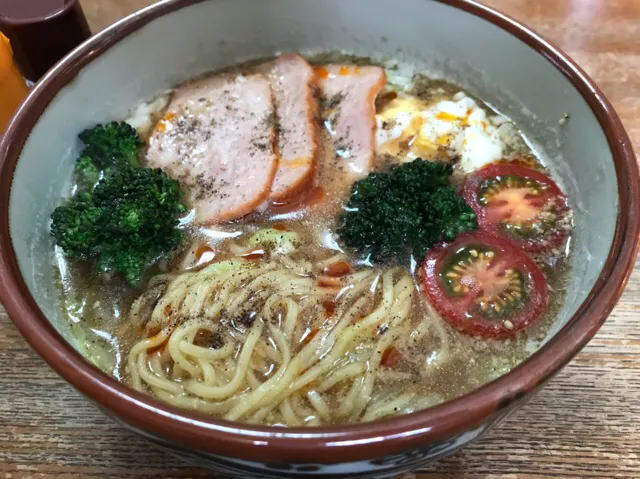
0 0 637 477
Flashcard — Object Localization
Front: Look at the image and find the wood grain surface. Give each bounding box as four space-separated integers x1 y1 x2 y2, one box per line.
2 0 639 477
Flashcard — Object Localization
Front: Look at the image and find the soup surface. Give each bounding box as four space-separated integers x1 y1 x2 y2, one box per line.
52 53 573 426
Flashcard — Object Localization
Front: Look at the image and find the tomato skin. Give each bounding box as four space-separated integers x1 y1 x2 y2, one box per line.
462 164 570 253
423 232 548 339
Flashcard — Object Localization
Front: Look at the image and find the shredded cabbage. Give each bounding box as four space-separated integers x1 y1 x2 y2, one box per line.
246 228 300 255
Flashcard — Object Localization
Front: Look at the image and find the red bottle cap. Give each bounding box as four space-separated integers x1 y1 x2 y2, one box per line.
0 0 91 82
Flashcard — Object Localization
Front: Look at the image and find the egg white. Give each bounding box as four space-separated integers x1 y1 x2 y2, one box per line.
376 88 507 172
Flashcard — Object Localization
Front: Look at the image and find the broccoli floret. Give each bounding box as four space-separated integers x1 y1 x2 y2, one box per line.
74 155 102 192
338 159 477 262
428 187 478 242
78 121 144 170
51 164 186 285
50 192 102 258
73 122 144 192
53 121 183 284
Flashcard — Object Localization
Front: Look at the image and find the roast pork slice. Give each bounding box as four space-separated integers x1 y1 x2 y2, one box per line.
258 53 319 201
316 65 386 181
146 73 278 224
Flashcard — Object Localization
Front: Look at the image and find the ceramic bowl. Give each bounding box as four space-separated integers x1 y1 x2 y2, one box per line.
0 0 638 477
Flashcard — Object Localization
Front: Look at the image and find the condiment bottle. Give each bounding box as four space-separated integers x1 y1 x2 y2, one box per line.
0 0 90 82
0 32 28 134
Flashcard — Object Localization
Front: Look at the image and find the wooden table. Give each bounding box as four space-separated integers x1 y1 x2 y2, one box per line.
1 0 639 477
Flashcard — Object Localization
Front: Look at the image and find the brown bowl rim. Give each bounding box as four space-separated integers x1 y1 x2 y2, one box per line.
0 0 638 465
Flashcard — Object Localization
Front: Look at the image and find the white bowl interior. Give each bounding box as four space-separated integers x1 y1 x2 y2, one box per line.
9 0 617 350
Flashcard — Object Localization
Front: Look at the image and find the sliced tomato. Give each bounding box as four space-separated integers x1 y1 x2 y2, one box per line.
423 232 548 339
462 164 571 253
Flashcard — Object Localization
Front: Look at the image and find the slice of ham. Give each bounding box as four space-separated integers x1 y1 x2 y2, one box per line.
316 65 386 181
257 54 319 201
146 73 278 224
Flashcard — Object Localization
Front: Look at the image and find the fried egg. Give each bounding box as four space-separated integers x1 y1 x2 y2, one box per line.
376 91 506 172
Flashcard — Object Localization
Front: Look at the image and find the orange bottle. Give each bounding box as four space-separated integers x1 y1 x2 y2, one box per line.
0 32 29 133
